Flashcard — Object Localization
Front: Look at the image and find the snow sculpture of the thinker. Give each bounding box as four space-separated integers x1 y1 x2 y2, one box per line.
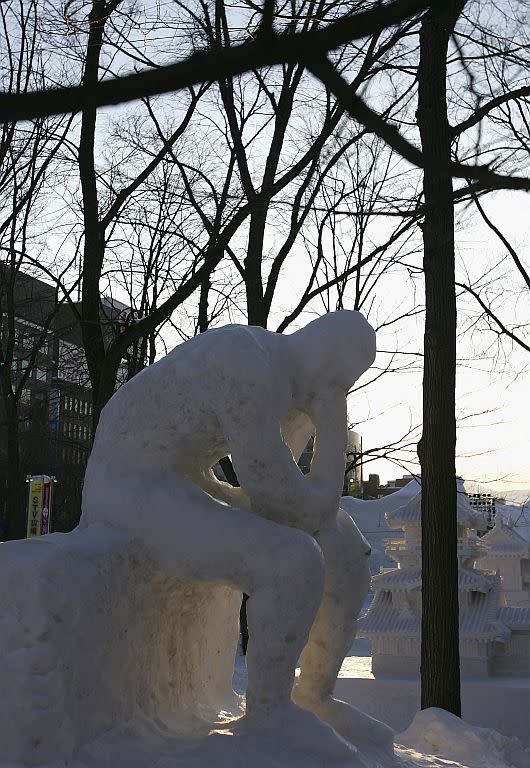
81 310 393 761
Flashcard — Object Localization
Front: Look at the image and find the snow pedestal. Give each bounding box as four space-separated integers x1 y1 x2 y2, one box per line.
0 525 240 765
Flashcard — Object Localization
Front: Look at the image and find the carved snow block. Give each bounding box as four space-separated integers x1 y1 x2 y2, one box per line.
0 525 240 765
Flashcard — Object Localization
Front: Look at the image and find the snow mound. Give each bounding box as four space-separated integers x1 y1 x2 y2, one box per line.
397 708 530 768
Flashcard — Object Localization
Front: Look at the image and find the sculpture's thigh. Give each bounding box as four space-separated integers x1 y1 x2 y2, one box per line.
81 456 308 594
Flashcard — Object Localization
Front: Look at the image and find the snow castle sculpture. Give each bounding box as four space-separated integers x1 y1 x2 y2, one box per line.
359 480 530 677
479 516 530 608
0 311 394 767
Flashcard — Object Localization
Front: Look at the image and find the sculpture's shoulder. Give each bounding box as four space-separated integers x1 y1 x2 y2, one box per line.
201 324 279 380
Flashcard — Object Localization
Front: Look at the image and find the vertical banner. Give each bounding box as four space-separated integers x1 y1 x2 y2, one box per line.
41 478 52 535
26 475 53 538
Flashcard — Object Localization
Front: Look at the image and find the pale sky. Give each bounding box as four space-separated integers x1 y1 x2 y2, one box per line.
270 190 529 495
351 190 529 494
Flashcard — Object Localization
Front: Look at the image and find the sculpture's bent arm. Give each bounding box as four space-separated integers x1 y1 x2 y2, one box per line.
305 388 349 529
215 392 318 531
225 416 321 534
211 329 343 534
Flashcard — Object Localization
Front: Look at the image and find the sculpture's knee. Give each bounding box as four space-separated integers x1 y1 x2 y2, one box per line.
274 531 325 606
247 530 324 650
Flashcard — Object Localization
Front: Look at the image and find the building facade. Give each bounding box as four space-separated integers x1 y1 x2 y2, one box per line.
0 271 133 533
362 473 417 500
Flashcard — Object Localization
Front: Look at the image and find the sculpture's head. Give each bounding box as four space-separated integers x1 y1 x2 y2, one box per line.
290 310 376 398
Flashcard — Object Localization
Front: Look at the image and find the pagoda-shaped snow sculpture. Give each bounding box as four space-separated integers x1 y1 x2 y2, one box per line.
359 479 530 677
479 516 530 608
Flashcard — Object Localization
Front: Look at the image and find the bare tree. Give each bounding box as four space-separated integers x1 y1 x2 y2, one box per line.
415 0 466 717
0 0 73 539
449 2 530 357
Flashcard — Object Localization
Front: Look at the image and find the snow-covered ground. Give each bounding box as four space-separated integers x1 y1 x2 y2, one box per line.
7 704 527 768
6 658 526 768
0 647 525 768
231 647 530 768
397 708 530 768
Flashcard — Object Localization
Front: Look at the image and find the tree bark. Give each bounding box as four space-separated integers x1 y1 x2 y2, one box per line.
2 389 24 539
79 0 116 432
417 1 465 716
198 276 211 333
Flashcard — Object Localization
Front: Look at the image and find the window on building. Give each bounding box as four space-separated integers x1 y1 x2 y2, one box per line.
35 368 47 382
16 330 32 350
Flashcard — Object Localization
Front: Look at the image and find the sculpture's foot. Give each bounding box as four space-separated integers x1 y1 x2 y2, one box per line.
293 686 394 759
239 700 360 763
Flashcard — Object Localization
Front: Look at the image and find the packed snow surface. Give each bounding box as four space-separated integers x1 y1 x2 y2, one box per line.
1 706 528 768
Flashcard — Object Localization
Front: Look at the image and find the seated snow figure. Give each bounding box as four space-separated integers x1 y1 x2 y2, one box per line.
81 310 393 761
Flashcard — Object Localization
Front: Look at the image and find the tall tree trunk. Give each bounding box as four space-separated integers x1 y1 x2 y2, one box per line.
417 1 465 716
244 201 268 327
3 391 24 539
79 0 111 433
198 276 211 333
